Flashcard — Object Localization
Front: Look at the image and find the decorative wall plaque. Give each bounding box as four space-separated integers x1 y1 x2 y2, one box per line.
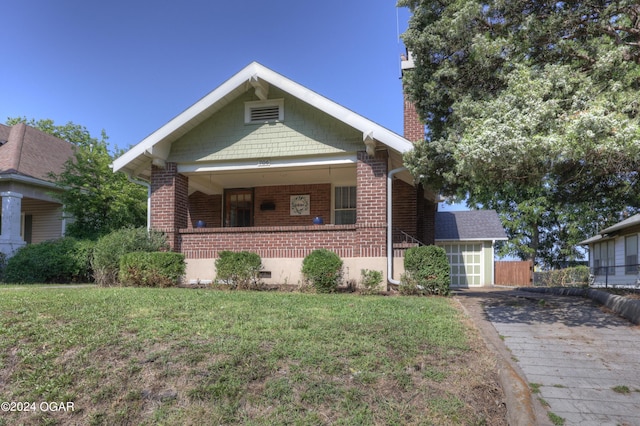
290 195 310 216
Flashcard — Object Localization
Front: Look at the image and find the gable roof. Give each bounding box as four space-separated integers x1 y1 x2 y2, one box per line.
435 210 508 241
112 61 414 179
0 122 74 183
578 213 640 245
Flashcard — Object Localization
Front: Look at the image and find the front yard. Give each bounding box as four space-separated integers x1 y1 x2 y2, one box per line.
0 287 505 425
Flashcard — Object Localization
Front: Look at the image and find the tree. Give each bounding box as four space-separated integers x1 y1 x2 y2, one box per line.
398 0 640 266
7 118 147 239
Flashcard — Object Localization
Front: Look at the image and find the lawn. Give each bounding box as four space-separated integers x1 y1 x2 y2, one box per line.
0 287 505 425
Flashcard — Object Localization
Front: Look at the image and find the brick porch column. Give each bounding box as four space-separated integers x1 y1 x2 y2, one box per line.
356 151 388 257
150 162 188 251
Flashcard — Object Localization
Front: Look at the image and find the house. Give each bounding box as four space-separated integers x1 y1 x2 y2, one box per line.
579 214 640 287
0 122 74 257
435 210 508 287
112 61 440 287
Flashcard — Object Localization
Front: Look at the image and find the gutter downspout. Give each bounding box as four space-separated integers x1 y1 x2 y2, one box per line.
125 174 151 231
387 166 406 287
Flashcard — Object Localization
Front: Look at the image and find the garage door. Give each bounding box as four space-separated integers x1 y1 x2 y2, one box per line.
440 243 483 287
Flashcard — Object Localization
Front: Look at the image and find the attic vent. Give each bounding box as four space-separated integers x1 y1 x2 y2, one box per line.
245 99 284 124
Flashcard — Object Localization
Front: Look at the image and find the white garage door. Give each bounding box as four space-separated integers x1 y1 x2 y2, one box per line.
441 243 483 287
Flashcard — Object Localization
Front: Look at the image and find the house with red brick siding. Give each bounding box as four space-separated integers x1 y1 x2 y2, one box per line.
0 122 74 257
112 61 436 287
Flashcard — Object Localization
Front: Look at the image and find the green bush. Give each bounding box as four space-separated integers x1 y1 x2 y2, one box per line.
360 269 383 295
0 252 7 281
215 251 263 290
402 245 450 296
119 252 185 287
3 237 94 284
92 227 168 286
301 249 343 293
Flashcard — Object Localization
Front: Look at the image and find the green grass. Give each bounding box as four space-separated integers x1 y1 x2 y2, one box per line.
0 287 503 425
548 411 565 425
529 382 542 394
612 385 631 394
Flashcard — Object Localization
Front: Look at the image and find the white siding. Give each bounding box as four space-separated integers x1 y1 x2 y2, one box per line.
21 199 64 243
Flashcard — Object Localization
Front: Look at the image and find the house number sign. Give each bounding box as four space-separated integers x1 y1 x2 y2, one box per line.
290 195 310 216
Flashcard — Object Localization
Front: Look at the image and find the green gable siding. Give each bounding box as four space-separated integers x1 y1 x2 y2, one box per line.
168 88 363 163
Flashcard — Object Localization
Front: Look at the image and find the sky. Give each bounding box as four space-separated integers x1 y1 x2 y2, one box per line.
2 1 411 149
1 1 466 211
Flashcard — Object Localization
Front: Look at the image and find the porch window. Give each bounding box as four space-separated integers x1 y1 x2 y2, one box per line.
593 240 614 276
334 186 356 225
225 189 253 227
625 235 638 274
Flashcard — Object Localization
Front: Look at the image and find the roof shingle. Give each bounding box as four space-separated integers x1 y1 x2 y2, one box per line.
435 210 508 241
0 122 74 182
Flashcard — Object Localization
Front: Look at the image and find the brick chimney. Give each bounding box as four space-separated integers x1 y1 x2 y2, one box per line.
401 52 425 142
401 52 436 245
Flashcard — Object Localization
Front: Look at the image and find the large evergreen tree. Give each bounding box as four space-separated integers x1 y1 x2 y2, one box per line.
7 118 147 239
398 0 640 266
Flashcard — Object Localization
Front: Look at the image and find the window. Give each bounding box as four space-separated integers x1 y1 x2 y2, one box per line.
593 240 615 276
625 235 638 274
334 186 356 225
225 189 253 227
244 99 284 124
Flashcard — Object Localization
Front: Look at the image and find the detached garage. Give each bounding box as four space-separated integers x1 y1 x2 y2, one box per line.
435 210 508 287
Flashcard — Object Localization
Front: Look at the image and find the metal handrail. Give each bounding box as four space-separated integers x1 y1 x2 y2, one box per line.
393 228 425 247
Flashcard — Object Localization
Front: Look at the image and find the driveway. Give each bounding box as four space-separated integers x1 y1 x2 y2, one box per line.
456 288 640 426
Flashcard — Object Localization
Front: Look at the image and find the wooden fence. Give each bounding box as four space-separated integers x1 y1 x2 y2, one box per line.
495 260 533 286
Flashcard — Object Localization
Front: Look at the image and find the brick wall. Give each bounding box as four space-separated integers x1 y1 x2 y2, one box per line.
151 162 188 250
254 184 331 226
180 225 357 259
393 179 417 239
187 192 222 228
356 151 387 257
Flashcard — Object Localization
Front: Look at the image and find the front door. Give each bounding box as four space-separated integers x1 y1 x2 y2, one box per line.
225 189 253 227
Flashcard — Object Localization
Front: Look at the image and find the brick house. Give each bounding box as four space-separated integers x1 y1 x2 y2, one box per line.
112 61 436 286
0 122 74 257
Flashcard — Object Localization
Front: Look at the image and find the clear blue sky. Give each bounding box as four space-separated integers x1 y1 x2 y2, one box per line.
1 1 467 211
2 1 412 151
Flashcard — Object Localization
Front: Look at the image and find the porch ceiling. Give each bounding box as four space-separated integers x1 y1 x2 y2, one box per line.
186 164 356 195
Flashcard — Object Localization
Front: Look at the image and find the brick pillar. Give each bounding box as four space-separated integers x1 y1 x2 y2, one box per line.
356 151 388 257
151 162 188 251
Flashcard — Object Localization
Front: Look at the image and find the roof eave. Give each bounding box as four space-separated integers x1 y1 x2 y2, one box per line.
112 62 413 175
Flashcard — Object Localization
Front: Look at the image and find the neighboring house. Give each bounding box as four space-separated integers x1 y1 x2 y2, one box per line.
112 61 440 287
579 214 640 287
435 210 508 287
0 122 74 257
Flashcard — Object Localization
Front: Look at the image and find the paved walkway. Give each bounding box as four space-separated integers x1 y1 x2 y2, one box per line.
456 288 640 426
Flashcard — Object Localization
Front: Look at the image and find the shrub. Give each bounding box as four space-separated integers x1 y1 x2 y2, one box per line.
536 266 590 287
215 251 263 290
0 252 7 281
360 269 383 295
301 249 343 293
3 237 94 284
402 245 450 296
119 252 185 287
92 227 168 286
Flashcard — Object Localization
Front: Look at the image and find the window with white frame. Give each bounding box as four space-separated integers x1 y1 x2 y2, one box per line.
625 235 638 274
334 186 356 225
593 240 615 276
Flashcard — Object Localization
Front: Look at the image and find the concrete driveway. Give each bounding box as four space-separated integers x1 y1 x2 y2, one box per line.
456 288 640 426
